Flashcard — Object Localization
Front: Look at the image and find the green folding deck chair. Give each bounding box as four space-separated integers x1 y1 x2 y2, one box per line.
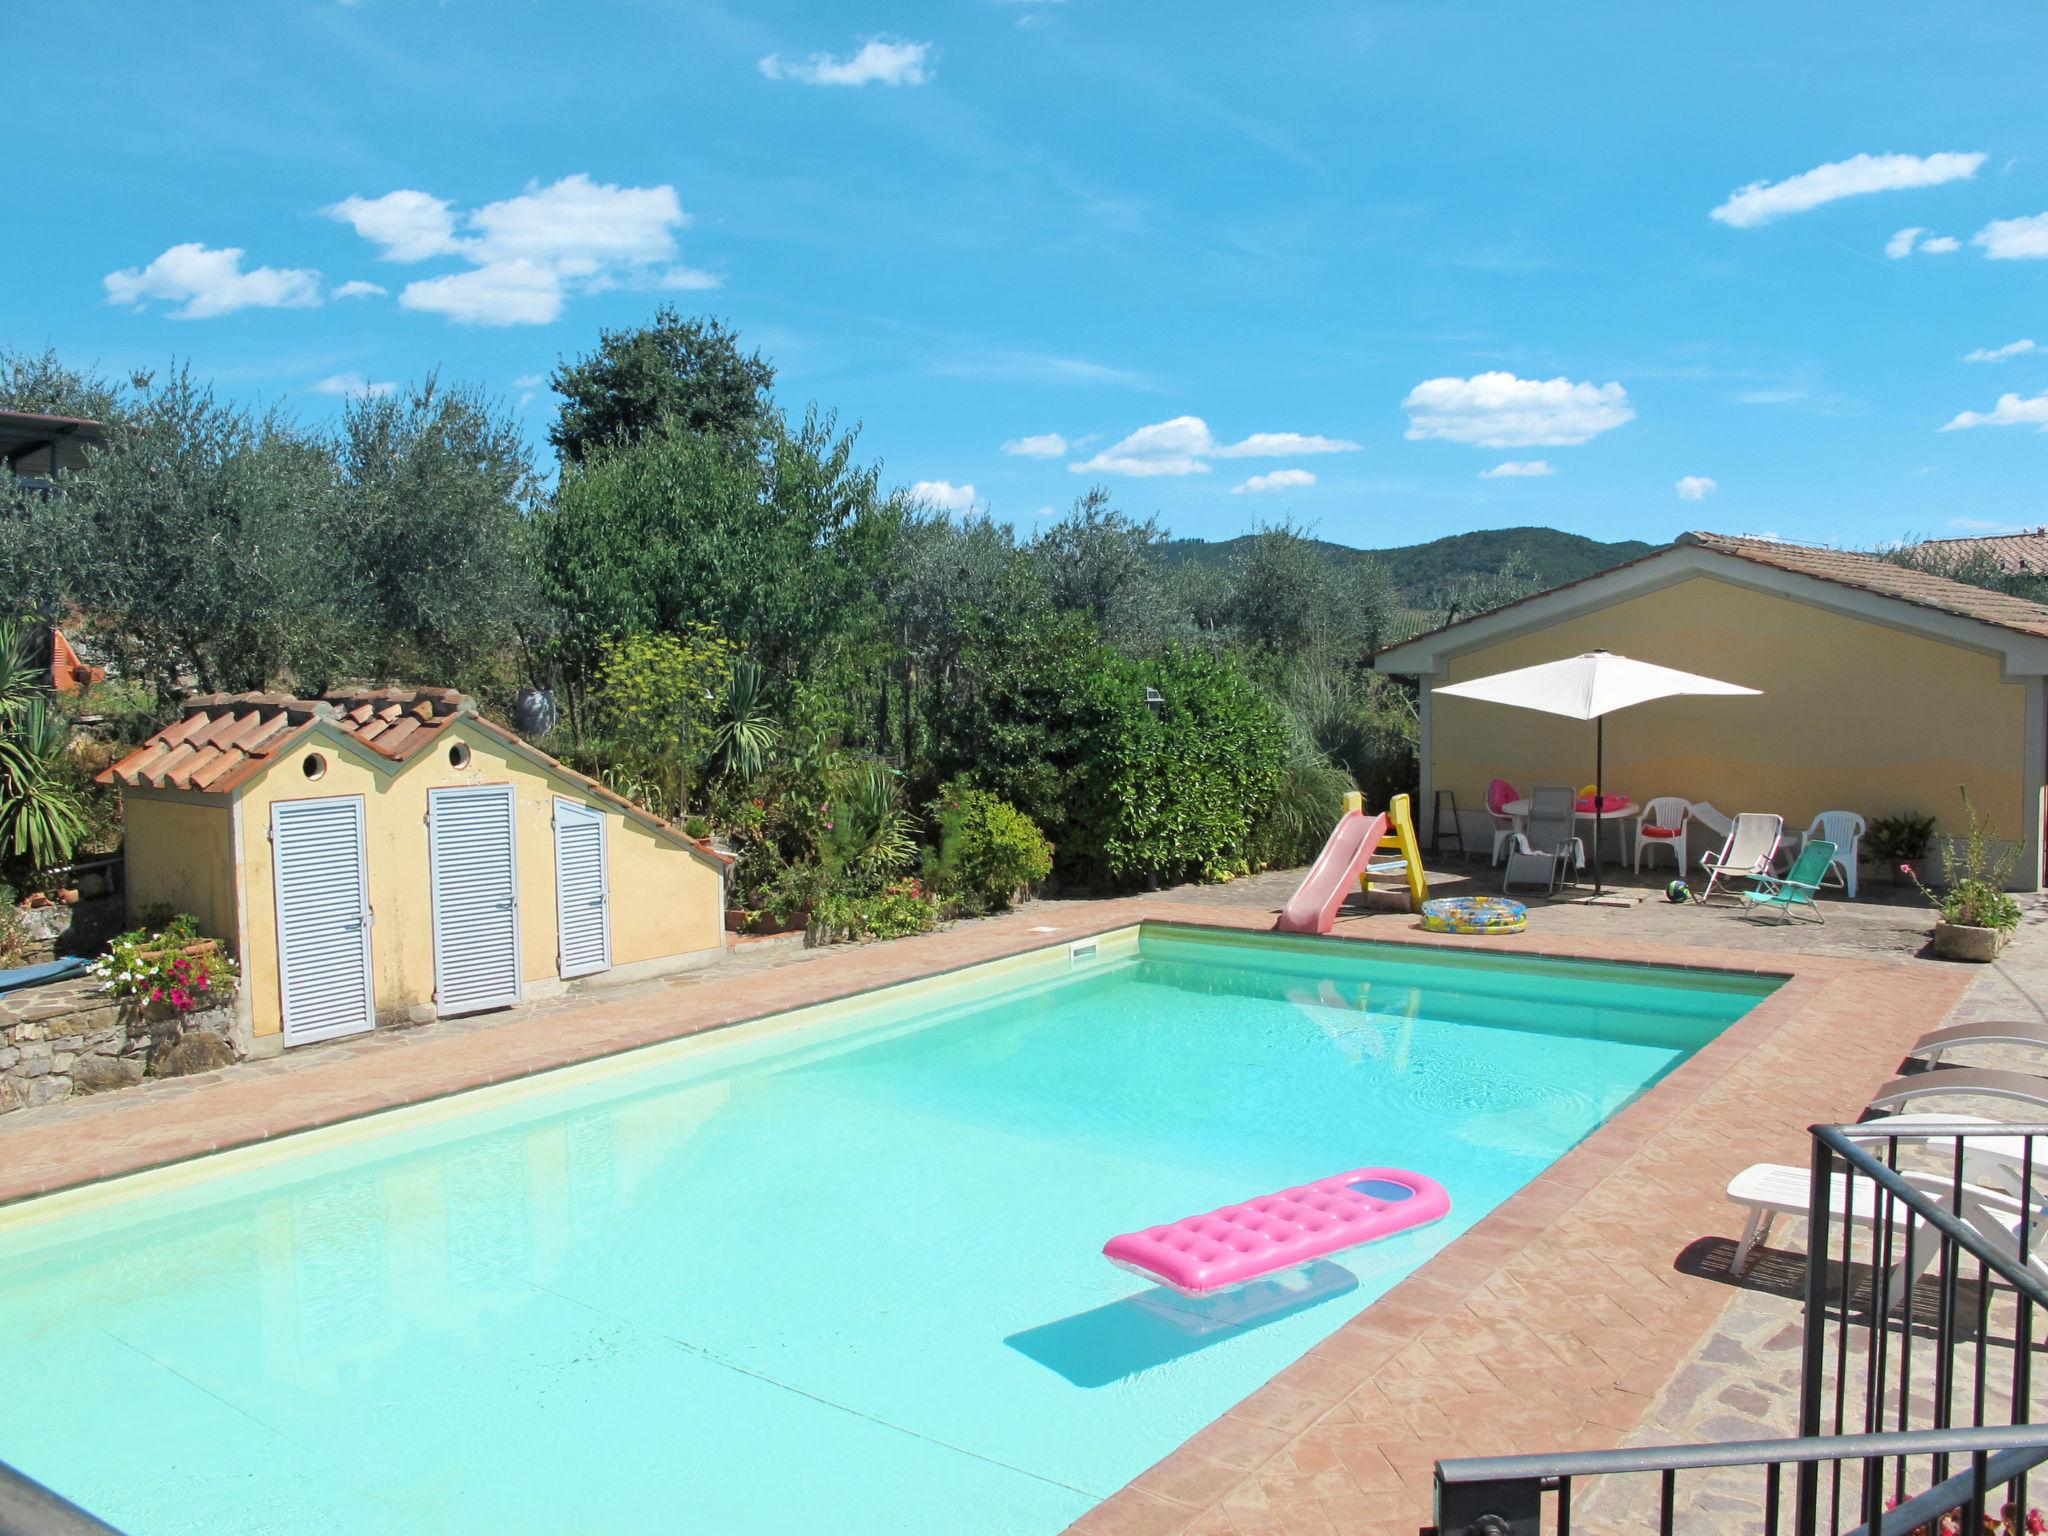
1739 839 1835 924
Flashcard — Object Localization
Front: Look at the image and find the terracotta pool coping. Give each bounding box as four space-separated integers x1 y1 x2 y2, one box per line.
0 901 1968 1536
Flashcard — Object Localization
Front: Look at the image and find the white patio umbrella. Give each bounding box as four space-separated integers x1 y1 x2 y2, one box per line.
1434 649 1761 896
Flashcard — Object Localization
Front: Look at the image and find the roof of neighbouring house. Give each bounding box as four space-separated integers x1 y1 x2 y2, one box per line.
0 410 107 476
100 687 730 863
1909 527 2048 575
1376 530 2048 673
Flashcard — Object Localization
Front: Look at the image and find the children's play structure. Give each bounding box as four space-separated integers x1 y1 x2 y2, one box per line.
1275 792 1429 934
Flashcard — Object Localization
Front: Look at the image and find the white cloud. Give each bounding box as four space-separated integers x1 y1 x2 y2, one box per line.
328 175 714 326
1209 431 1361 458
104 243 322 319
1231 469 1316 495
1710 151 1986 229
1479 460 1557 478
1676 475 1718 501
312 372 395 399
1975 212 2048 260
1890 227 1963 258
655 265 721 290
465 175 684 268
1964 339 2038 363
402 260 563 326
325 190 461 261
1401 372 1634 448
909 479 979 512
1002 433 1068 458
1941 391 2048 431
513 373 545 390
1068 415 1362 477
333 279 387 300
1073 416 1213 476
759 37 932 87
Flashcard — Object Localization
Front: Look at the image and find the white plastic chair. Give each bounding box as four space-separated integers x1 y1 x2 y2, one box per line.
1699 812 1783 902
1633 796 1691 874
1798 811 1865 898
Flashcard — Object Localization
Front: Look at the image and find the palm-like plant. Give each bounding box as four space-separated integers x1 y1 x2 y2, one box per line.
706 659 782 782
827 760 919 882
0 624 85 874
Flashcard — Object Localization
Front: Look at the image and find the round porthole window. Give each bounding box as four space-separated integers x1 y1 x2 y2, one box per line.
448 742 472 770
302 752 327 781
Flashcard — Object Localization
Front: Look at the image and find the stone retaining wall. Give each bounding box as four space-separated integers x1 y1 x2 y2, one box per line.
0 977 240 1114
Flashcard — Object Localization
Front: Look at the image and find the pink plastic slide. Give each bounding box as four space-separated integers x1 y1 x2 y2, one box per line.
1274 809 1387 934
1103 1168 1451 1296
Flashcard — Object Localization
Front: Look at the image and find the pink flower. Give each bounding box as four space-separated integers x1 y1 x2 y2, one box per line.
2025 1511 2044 1536
149 988 163 1002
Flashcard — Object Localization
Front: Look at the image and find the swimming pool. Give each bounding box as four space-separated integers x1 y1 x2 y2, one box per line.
0 925 1773 1535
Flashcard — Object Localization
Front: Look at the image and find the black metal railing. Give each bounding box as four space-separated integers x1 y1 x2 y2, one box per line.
1435 1121 2048 1536
1436 1425 2048 1536
0 1460 123 1536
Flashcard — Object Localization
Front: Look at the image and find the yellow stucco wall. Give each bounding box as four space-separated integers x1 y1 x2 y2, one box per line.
1429 572 2035 852
121 793 240 949
219 720 724 1039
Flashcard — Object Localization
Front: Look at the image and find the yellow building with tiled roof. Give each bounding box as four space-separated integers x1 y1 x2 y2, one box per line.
1377 532 2048 891
103 689 730 1049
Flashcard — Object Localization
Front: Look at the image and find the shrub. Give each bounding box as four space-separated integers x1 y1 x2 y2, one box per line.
815 881 941 943
1909 788 2023 932
593 627 736 815
934 623 1287 888
92 913 239 1014
1868 812 1936 874
929 780 1053 910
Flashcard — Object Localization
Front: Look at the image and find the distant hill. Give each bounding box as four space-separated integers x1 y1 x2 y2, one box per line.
1157 525 1656 604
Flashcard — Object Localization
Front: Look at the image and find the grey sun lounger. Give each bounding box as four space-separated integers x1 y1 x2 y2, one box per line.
1866 1067 2048 1115
1909 1018 2048 1066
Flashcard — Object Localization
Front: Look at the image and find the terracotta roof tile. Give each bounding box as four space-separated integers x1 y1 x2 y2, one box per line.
1381 530 2048 660
98 689 459 793
99 686 734 865
1909 528 2048 576
1682 531 2048 640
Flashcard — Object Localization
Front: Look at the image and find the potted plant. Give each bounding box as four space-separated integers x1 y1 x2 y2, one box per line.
1909 789 2023 961
1868 812 1936 885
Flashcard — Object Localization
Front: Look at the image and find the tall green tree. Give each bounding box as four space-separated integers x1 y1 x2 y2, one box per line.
532 409 902 719
333 376 538 691
0 346 132 424
549 309 776 463
1029 486 1170 638
65 367 343 695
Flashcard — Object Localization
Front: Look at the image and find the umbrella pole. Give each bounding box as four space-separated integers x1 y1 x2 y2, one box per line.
1593 716 1604 897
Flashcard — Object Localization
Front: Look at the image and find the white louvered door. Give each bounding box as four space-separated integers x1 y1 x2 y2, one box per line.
428 785 523 1016
553 798 611 979
271 796 376 1046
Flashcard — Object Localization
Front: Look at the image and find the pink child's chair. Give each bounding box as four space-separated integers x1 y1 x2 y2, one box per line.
1485 778 1521 866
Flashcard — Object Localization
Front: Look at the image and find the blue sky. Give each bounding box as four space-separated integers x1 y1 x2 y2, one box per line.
9 2 2048 549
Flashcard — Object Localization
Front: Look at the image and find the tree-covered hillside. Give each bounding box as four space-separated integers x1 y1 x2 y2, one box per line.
1159 525 1654 606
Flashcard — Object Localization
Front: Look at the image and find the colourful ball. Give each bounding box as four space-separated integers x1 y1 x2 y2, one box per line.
1666 880 1691 903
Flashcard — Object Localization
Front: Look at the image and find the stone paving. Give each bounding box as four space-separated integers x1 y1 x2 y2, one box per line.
0 857 2028 1535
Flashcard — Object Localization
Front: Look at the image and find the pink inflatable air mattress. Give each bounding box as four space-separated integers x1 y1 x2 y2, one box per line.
1103 1168 1450 1296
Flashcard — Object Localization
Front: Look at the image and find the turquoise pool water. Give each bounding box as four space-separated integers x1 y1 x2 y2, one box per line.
0 927 1772 1535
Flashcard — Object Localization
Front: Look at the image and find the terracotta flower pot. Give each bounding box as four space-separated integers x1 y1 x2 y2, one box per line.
1933 920 2009 963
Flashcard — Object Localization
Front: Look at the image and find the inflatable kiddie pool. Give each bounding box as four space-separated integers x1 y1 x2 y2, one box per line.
1419 895 1527 935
